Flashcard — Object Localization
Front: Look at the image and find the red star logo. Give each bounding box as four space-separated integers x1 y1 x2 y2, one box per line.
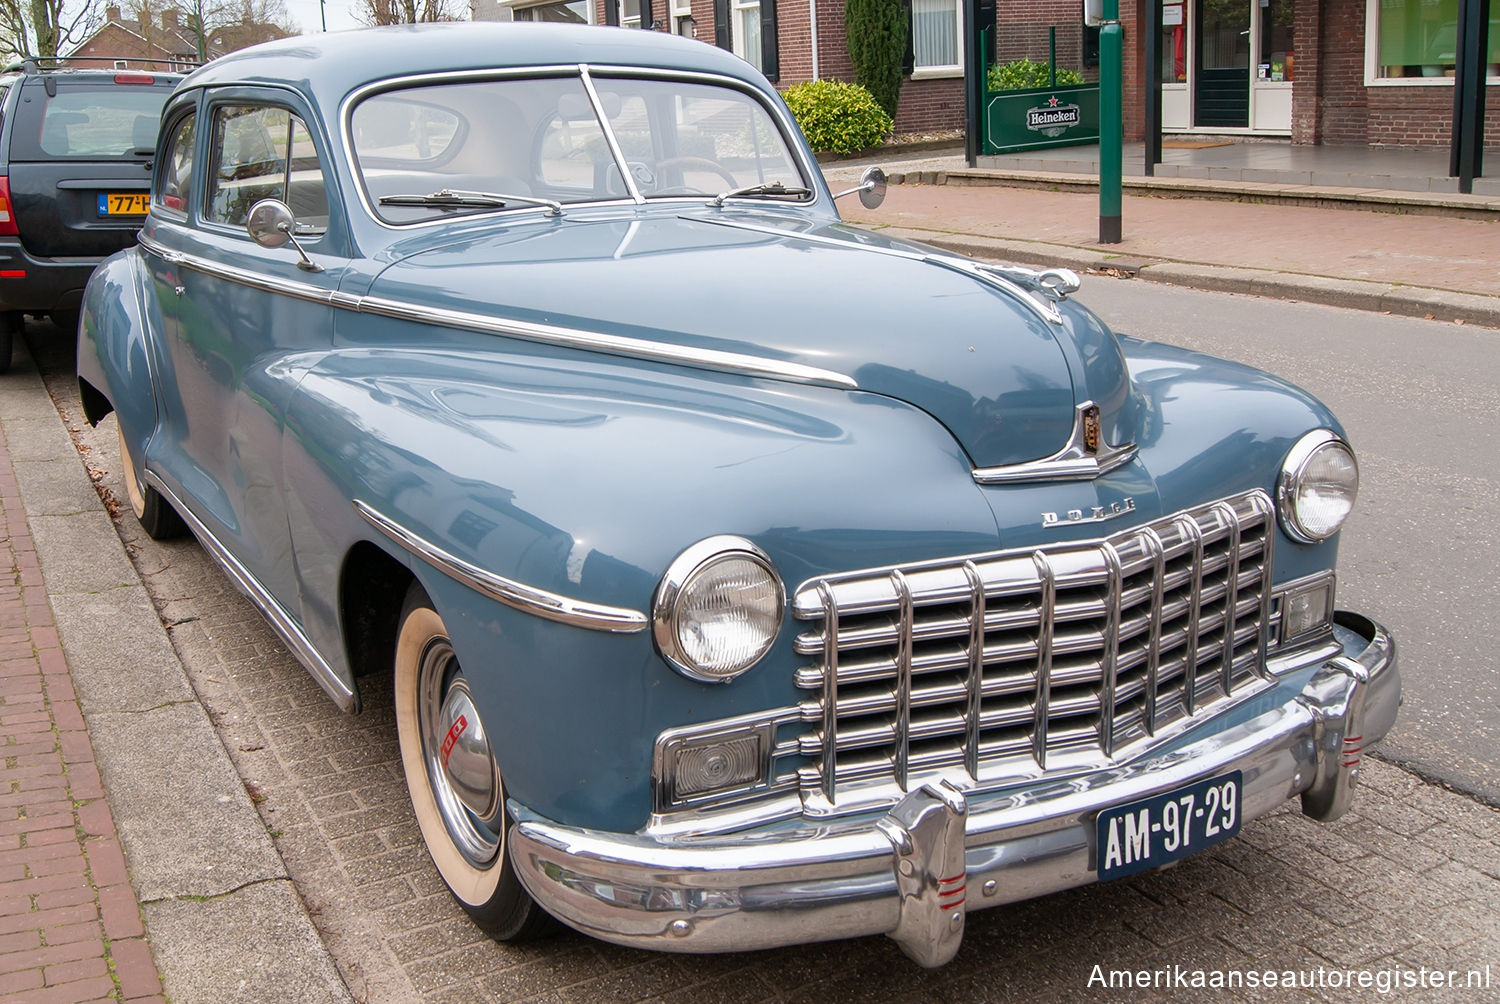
1048 95 1060 107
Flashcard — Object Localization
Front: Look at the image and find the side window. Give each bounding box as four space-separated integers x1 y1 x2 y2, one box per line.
206 104 328 234
157 112 195 218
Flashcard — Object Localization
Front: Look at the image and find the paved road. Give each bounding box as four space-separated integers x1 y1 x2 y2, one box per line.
1068 280 1500 805
24 291 1500 1002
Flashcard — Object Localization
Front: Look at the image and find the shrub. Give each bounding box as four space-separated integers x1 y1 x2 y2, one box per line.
986 59 1086 92
782 80 894 156
845 0 907 118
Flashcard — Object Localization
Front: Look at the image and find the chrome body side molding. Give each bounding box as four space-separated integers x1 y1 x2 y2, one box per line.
355 501 649 634
136 236 856 390
145 471 357 712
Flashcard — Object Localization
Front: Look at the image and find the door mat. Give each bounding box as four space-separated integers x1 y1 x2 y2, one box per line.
1163 140 1235 149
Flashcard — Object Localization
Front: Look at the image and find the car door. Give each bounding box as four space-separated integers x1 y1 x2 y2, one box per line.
141 87 350 616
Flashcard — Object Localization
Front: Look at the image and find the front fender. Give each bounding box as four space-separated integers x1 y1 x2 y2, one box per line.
280 340 1004 832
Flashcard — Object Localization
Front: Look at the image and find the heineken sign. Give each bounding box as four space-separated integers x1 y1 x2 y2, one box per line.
984 83 1100 155
1026 97 1082 137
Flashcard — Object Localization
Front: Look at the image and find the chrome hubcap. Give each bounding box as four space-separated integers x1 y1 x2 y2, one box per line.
418 639 501 867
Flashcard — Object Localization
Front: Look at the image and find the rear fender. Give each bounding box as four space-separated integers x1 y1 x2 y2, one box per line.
77 250 162 455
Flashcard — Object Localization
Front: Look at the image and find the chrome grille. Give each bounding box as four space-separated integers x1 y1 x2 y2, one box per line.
791 491 1275 812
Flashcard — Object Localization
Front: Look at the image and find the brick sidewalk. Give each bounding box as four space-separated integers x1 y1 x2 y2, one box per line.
0 432 163 1003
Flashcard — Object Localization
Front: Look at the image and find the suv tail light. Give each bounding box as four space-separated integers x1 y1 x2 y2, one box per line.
0 178 17 237
114 72 156 85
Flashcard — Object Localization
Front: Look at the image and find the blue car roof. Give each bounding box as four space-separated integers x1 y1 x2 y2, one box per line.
181 22 769 104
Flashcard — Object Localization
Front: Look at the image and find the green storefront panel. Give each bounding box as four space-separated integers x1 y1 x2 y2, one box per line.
984 84 1100 155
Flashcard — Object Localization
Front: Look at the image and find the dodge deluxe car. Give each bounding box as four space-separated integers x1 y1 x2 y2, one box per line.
77 24 1399 966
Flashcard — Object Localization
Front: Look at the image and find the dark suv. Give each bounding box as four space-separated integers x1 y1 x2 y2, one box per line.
0 59 183 370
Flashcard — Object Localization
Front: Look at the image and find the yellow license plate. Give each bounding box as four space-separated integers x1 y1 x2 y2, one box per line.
98 193 149 215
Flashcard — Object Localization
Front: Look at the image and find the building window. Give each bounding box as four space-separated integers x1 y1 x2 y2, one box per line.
733 0 762 65
911 0 962 73
671 0 693 35
623 0 643 27
1369 0 1500 81
512 0 590 21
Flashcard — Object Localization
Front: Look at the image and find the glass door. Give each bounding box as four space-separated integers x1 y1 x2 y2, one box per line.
1195 0 1250 127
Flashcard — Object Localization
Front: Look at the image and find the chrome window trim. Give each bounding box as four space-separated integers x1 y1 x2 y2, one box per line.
689 215 1066 329
972 400 1138 484
145 471 357 712
354 500 648 634
339 64 820 231
135 235 856 388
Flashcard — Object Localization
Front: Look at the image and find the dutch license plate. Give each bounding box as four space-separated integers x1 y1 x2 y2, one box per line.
97 193 148 216
1096 770 1242 881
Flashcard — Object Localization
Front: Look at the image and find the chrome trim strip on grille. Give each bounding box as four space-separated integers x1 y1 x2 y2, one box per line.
892 570 913 790
961 560 983 779
144 471 357 712
789 490 1277 814
818 580 839 805
1141 526 1166 735
1182 512 1204 716
354 500 648 634
135 236 856 389
1032 552 1054 768
1100 542 1122 757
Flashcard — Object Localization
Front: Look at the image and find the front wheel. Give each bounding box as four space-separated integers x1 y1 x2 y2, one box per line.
117 422 186 540
394 583 553 940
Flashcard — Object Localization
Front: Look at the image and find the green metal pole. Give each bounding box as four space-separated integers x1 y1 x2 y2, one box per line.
1049 26 1056 88
1099 0 1122 243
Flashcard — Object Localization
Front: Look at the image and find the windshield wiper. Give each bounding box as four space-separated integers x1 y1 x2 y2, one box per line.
378 188 563 217
708 182 813 207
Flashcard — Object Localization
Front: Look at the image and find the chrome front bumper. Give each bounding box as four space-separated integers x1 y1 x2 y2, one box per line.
509 612 1398 967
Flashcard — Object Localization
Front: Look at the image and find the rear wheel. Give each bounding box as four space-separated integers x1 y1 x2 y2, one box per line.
394 582 553 940
116 423 186 540
0 312 20 374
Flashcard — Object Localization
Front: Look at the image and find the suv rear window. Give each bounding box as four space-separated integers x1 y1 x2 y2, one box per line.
9 79 171 161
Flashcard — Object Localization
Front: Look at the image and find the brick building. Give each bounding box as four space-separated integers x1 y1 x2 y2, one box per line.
63 4 291 69
474 0 1498 147
476 0 970 133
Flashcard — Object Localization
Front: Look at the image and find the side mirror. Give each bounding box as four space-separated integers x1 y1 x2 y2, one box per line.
246 199 323 273
246 198 293 249
832 166 888 209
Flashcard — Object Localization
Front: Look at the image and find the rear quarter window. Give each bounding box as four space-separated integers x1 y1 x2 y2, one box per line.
9 80 171 161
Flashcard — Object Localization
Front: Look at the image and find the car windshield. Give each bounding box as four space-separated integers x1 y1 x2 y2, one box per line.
350 73 808 224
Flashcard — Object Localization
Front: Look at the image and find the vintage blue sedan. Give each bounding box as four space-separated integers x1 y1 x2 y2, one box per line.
78 23 1399 966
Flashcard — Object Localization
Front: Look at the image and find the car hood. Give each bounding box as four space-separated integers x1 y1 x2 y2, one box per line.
366 211 1131 468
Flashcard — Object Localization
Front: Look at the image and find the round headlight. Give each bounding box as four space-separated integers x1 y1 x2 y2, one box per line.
1278 430 1359 543
654 536 784 683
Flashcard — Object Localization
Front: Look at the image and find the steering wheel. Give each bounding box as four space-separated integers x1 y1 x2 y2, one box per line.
654 156 740 189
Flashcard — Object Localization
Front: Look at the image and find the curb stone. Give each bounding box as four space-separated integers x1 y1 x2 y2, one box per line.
0 340 354 1004
867 225 1500 329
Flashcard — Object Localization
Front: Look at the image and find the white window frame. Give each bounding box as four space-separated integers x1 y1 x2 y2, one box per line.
502 0 595 23
910 0 964 80
670 0 692 35
731 0 761 64
1364 0 1499 86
